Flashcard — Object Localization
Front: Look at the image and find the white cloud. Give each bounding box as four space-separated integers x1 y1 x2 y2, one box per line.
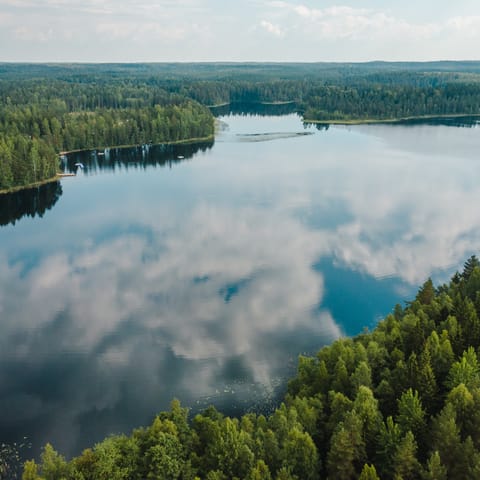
447 15 480 38
0 12 12 24
260 19 284 36
267 3 441 40
0 2 480 77
14 26 55 42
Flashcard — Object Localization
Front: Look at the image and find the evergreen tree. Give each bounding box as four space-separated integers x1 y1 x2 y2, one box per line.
422 451 447 480
393 431 422 480
351 361 373 392
358 464 380 480
431 404 462 475
245 460 272 480
327 411 365 480
376 416 402 479
416 278 435 305
463 255 480 280
396 389 426 447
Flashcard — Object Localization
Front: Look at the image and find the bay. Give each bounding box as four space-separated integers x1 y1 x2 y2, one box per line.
0 111 479 458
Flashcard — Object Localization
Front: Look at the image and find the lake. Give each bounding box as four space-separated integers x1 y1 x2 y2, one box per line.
1 110 479 459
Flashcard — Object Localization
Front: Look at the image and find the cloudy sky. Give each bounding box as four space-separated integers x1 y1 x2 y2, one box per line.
0 0 479 62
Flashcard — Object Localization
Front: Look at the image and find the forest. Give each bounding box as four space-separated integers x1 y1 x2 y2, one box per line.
2 62 480 192
11 255 480 479
0 79 214 192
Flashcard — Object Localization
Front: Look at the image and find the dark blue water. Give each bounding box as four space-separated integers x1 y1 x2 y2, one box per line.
1 113 479 458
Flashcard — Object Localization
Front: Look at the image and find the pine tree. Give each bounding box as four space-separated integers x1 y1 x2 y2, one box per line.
376 416 402 479
327 411 365 480
422 451 447 480
416 349 437 413
416 278 435 305
358 463 380 480
331 358 351 395
245 460 272 480
396 389 426 448
462 255 480 280
393 431 421 480
431 404 462 475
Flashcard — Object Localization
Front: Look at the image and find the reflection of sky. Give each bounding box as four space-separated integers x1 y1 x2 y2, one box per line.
1 114 480 457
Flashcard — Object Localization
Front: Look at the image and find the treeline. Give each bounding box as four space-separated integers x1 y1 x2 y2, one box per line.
301 83 480 121
19 256 480 479
0 80 214 191
21 102 213 152
0 80 186 111
4 63 480 192
0 135 58 190
174 79 480 120
3 62 480 83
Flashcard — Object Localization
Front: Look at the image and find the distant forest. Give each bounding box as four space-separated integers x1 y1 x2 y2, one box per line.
14 256 480 479
2 62 480 191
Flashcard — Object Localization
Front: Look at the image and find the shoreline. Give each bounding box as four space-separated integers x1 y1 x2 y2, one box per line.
303 112 480 125
260 100 296 105
208 101 295 108
58 134 215 156
0 175 60 195
1 134 215 195
207 102 230 108
3 112 477 195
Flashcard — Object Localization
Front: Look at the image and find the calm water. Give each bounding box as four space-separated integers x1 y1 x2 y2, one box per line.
1 112 480 458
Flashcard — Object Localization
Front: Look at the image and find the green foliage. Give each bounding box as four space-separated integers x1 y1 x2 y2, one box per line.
396 389 426 446
39 443 68 480
245 460 272 480
446 347 480 389
358 463 380 480
422 451 447 480
22 256 480 480
463 255 480 280
416 278 435 305
302 83 480 122
393 431 421 480
282 428 318 480
351 361 373 392
376 416 402 478
327 411 366 479
88 435 138 480
0 80 214 191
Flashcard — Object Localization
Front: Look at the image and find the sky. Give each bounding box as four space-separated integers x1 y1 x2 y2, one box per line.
0 0 480 62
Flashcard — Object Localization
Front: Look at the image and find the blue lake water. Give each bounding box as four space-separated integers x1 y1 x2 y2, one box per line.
1 112 479 458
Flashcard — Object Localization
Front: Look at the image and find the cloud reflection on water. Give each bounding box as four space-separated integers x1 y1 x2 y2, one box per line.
0 204 340 456
2 116 480 458
316 124 480 284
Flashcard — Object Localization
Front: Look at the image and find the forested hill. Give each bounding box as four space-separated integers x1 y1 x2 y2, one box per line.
19 256 480 479
3 62 480 193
